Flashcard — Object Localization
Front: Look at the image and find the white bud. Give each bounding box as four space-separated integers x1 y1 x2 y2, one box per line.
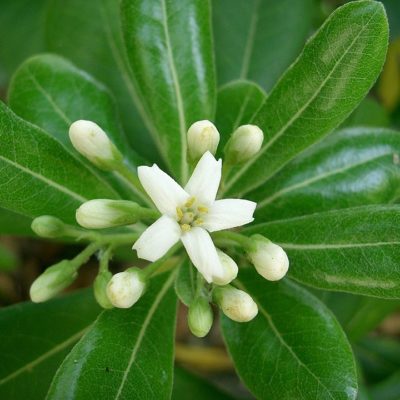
69 120 122 170
30 260 77 303
213 285 258 322
31 215 66 238
188 296 213 337
106 268 146 308
76 199 143 229
187 120 220 160
247 235 289 281
213 250 238 286
225 124 263 164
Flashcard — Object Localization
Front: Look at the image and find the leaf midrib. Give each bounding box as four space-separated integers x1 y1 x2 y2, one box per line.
114 271 176 400
0 326 89 386
236 279 336 400
223 5 380 196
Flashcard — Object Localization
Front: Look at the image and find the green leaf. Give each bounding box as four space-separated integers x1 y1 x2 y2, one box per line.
172 366 235 400
45 0 158 160
222 0 389 197
245 205 400 298
0 0 47 86
0 290 101 400
315 291 399 342
121 0 216 182
0 207 33 236
213 0 314 91
47 271 177 400
0 102 119 223
370 371 400 400
8 54 131 158
222 269 357 399
216 80 266 153
175 260 197 306
251 128 400 222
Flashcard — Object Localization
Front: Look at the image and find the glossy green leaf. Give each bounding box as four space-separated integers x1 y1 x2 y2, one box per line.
0 102 119 223
175 260 197 306
47 271 177 400
370 371 400 400
8 54 131 157
121 0 216 183
222 1 389 197
0 290 101 400
0 207 33 236
215 80 266 153
172 366 235 400
245 205 400 298
222 269 357 399
315 291 399 341
45 0 157 160
213 0 314 91
251 128 400 222
0 0 47 86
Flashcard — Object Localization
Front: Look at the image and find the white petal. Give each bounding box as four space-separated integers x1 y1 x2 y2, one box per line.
181 227 225 283
184 151 222 205
138 164 189 215
133 216 181 262
203 199 256 232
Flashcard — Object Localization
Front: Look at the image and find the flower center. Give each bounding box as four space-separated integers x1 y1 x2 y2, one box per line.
176 196 208 232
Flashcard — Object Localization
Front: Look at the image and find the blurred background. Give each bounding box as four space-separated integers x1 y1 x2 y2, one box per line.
0 0 399 399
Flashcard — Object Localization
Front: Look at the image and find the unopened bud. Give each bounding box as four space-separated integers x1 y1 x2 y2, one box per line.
213 250 238 286
76 199 144 229
30 260 77 303
106 268 146 308
213 285 258 322
69 120 122 170
94 270 113 309
31 215 65 238
188 296 213 337
247 235 289 281
225 125 263 164
187 120 220 160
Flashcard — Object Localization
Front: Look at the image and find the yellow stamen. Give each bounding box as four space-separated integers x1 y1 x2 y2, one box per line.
176 207 183 220
185 197 196 208
181 224 191 232
193 218 204 226
197 205 208 213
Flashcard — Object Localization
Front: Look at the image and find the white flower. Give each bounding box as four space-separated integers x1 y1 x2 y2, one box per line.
133 151 256 284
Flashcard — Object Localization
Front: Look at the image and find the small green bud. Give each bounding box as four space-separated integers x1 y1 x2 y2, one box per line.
213 250 238 286
30 260 77 303
213 285 258 323
188 296 213 337
69 120 123 170
246 234 289 281
94 270 113 309
225 124 263 164
31 215 65 238
187 120 220 160
106 268 146 308
76 199 144 229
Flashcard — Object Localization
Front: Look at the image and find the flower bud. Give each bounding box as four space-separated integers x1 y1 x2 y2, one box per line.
225 124 263 164
213 285 258 322
106 268 146 308
213 250 238 286
31 215 66 238
247 235 289 281
69 120 122 170
76 199 143 229
187 120 220 160
94 270 113 309
188 296 213 337
30 260 77 303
